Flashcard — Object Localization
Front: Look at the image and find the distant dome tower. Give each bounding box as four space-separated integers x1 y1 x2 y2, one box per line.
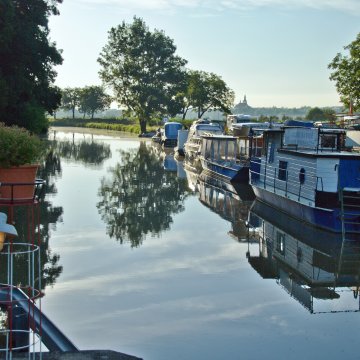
243 95 247 105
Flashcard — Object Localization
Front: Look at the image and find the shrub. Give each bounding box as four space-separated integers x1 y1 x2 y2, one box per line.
0 123 43 168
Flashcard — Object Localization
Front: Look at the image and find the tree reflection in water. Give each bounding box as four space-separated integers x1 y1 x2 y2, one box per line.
97 142 191 247
54 137 111 166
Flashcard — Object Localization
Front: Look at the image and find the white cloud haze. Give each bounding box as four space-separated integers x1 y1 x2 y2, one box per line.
76 0 360 14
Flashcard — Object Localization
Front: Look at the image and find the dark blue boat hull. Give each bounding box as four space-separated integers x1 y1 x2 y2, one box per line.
203 160 249 183
252 186 360 233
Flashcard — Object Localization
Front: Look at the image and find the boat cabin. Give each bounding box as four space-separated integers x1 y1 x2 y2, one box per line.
199 134 250 183
251 126 359 209
201 135 239 164
161 122 183 147
231 122 269 137
187 122 223 139
259 127 346 156
226 114 257 133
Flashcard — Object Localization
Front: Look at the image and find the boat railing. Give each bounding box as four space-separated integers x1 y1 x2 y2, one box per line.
249 145 262 158
282 144 338 153
238 145 262 162
0 179 45 205
282 144 298 151
250 158 319 203
282 141 339 153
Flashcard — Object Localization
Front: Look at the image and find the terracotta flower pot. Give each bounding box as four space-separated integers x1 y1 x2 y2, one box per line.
0 164 39 203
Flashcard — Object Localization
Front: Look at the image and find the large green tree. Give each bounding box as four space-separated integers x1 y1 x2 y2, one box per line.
61 87 81 119
306 107 325 121
79 86 112 119
178 70 235 119
328 32 360 113
322 107 337 123
98 16 187 133
0 0 63 133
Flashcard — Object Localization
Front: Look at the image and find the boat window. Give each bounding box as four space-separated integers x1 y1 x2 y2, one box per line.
320 134 336 150
224 140 228 160
252 136 263 157
210 140 215 159
297 247 303 263
276 232 285 255
299 168 305 184
227 140 236 161
278 160 288 181
204 139 211 158
268 142 275 163
219 140 227 161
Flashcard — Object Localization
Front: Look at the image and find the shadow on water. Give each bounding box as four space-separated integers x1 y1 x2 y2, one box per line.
97 142 192 247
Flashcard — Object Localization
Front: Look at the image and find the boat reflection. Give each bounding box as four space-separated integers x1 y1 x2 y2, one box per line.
163 153 187 180
174 159 187 179
247 200 360 313
163 153 177 172
183 159 201 192
196 171 255 242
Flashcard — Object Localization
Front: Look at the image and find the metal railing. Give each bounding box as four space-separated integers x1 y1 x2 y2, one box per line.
0 179 45 204
250 158 321 204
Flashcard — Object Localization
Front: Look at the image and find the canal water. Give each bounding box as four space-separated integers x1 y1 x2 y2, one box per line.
19 129 360 359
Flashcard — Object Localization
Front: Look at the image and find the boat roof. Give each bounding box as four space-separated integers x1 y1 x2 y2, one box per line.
263 126 346 134
193 123 222 129
164 122 182 126
232 122 269 128
201 134 236 140
283 119 314 127
279 148 360 159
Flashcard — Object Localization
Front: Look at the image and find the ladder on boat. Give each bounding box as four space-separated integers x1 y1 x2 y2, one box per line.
336 188 360 285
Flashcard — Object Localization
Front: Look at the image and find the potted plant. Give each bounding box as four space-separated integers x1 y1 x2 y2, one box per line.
0 123 43 202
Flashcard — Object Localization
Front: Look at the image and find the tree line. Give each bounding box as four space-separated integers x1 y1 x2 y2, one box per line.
60 86 112 119
0 2 359 133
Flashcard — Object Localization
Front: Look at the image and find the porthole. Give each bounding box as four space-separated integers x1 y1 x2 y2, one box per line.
299 168 305 184
297 247 303 263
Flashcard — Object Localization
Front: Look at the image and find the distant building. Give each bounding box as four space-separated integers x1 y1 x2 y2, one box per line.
233 95 252 114
241 95 247 106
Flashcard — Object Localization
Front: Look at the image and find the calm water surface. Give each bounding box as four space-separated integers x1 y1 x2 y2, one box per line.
34 128 360 360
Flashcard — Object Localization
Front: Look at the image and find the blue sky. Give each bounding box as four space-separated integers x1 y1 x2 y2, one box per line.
49 0 360 108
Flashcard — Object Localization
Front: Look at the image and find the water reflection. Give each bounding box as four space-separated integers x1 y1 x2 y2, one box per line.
184 161 200 193
0 146 64 289
163 153 177 172
248 200 360 313
151 144 186 178
197 172 254 241
9 129 360 359
52 136 111 167
97 142 192 247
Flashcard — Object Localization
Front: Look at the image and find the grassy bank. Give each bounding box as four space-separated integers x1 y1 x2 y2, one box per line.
49 117 193 134
49 118 147 134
